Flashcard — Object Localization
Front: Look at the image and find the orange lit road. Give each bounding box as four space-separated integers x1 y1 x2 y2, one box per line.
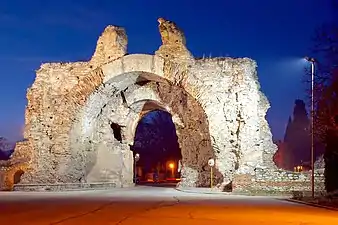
0 186 337 225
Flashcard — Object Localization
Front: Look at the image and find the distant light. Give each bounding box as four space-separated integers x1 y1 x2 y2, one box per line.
169 163 174 169
135 153 140 161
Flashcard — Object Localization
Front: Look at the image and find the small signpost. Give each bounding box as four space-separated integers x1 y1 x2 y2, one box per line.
134 153 140 183
208 158 215 188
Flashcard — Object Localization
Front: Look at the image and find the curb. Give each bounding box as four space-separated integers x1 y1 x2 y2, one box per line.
11 184 138 192
285 198 338 211
175 188 292 198
175 187 229 195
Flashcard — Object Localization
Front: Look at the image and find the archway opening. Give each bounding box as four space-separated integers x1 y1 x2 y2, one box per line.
131 109 182 187
13 170 24 184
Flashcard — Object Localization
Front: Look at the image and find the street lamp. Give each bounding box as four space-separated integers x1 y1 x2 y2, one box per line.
168 162 175 177
305 56 316 198
134 153 140 184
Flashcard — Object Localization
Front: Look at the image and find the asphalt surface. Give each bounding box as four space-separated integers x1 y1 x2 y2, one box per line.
0 186 337 225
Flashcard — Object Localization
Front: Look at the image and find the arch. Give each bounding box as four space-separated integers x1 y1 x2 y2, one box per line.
12 51 273 192
66 63 221 187
13 170 24 184
132 108 182 184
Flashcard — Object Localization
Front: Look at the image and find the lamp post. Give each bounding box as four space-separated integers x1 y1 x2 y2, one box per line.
208 158 215 188
305 56 316 198
134 153 140 184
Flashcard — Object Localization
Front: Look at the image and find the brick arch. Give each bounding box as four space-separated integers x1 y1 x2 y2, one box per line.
101 54 166 84
9 51 259 191
11 53 216 189
66 64 219 187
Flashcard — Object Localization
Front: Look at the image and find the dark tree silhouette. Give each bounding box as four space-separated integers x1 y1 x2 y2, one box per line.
305 1 338 192
304 1 338 142
273 140 290 170
324 117 338 193
283 100 311 169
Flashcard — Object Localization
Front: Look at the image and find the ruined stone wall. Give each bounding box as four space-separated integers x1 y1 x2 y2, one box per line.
147 82 222 187
177 57 276 188
21 62 103 184
67 75 222 187
11 26 127 188
233 155 326 195
2 18 279 191
154 18 277 188
0 141 32 190
233 168 325 195
233 148 326 195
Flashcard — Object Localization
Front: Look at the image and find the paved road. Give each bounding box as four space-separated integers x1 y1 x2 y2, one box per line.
0 186 337 225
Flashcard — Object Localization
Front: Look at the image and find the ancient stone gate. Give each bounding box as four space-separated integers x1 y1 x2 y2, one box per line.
0 18 281 191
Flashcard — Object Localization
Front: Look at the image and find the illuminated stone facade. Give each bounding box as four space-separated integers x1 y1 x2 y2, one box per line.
1 18 279 191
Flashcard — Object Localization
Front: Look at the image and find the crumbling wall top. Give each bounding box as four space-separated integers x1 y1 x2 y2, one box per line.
158 18 186 45
90 25 128 66
155 18 193 61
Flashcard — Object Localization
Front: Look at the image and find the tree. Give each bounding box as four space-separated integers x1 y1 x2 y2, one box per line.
283 100 311 169
307 1 338 142
324 116 338 192
273 140 290 170
306 1 338 192
282 117 294 170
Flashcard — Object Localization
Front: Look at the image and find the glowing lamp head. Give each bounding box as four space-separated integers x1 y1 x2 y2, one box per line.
169 163 174 169
305 56 316 63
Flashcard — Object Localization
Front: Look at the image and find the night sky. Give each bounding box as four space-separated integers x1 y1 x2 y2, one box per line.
0 0 335 141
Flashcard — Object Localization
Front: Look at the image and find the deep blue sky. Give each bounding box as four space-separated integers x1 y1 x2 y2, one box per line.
0 0 334 141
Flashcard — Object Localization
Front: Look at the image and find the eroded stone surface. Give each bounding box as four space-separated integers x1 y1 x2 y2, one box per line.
91 25 127 66
1 18 279 191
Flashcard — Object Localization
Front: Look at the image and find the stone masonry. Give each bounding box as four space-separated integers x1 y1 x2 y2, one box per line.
0 18 308 192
